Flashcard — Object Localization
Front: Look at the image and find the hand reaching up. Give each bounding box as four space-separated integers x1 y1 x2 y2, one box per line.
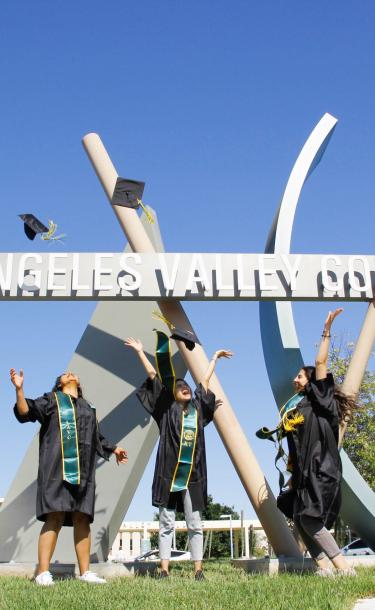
10 368 24 390
214 350 234 360
324 308 343 332
124 337 143 352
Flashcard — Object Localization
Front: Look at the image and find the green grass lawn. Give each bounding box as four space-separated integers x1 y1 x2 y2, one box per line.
0 562 374 610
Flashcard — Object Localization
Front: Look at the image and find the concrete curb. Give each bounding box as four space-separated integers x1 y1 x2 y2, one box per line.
0 561 158 579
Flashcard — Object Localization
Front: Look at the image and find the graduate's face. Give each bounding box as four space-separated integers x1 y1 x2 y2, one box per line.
60 372 80 388
293 369 308 391
174 380 192 403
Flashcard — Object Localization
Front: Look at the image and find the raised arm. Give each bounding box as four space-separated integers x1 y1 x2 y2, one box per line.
202 350 233 392
315 309 343 380
10 368 29 416
124 338 157 379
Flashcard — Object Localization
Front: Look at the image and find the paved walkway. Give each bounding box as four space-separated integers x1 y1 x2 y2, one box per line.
353 600 375 609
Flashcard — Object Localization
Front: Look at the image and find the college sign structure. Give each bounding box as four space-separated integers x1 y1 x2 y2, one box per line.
1 112 375 565
2 252 375 300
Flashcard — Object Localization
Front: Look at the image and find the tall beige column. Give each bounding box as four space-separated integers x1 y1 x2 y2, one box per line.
339 300 375 446
82 132 301 557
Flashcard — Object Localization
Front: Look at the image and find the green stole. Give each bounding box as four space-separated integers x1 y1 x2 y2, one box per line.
280 392 305 419
154 330 198 492
256 392 305 441
54 391 80 486
170 402 198 492
154 330 176 396
255 392 304 490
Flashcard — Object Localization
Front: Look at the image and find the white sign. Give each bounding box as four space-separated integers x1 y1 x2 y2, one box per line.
0 252 373 300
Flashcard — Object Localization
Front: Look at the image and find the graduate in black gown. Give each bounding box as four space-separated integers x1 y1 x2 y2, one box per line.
277 309 357 576
11 369 128 586
125 333 232 580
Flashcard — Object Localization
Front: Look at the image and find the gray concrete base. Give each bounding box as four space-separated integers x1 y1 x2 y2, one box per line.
0 561 158 579
232 555 375 574
232 557 315 575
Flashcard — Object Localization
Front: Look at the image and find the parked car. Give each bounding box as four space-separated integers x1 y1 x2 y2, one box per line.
134 549 191 562
342 539 374 556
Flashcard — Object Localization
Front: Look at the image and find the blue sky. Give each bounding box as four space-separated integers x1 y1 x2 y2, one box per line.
0 1 374 520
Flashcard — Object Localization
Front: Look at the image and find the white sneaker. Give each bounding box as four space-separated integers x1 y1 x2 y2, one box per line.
315 567 335 578
35 571 54 586
336 567 357 577
79 570 107 584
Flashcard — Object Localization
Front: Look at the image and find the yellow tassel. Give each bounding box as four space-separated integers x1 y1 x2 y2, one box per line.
137 199 154 224
40 220 66 242
152 310 175 330
41 220 57 240
283 412 304 432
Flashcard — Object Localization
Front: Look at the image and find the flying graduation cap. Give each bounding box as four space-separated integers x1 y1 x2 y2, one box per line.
18 214 49 240
112 177 154 224
170 327 200 351
18 214 66 242
152 310 200 351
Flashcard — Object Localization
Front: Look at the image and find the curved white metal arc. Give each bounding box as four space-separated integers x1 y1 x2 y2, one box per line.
274 112 337 254
261 113 338 400
260 112 375 549
263 113 337 354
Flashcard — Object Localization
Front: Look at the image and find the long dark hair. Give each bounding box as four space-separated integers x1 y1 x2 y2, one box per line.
52 374 84 399
302 366 357 423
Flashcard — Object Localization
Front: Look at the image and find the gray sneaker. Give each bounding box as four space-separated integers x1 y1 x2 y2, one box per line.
195 570 205 581
336 567 357 577
315 567 335 578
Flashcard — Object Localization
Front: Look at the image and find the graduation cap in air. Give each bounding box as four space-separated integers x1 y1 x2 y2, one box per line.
18 214 66 242
112 177 154 223
153 310 200 350
170 327 200 351
19 214 49 240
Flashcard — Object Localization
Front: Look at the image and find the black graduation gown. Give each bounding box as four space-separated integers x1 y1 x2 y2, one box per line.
287 373 342 528
136 376 215 512
14 392 116 526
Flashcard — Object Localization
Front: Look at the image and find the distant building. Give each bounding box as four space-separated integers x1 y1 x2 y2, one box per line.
109 519 268 561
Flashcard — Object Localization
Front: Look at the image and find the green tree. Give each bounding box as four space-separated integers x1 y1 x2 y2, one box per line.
202 495 239 558
329 345 375 491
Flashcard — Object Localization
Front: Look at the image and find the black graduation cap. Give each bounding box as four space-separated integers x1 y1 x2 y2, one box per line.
111 177 145 208
19 214 49 240
170 327 200 351
152 311 200 350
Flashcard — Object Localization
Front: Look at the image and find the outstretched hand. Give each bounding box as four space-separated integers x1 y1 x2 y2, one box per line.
124 337 143 352
324 308 343 330
10 368 24 390
214 350 234 360
114 447 128 465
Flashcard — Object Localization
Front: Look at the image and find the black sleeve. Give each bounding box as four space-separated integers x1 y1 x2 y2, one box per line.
306 373 338 421
136 376 172 425
194 383 216 427
13 392 53 425
96 422 117 461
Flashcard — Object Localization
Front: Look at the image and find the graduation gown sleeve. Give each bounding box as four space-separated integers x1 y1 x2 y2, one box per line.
194 383 216 426
305 373 339 440
136 376 173 426
13 393 53 425
96 422 117 461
